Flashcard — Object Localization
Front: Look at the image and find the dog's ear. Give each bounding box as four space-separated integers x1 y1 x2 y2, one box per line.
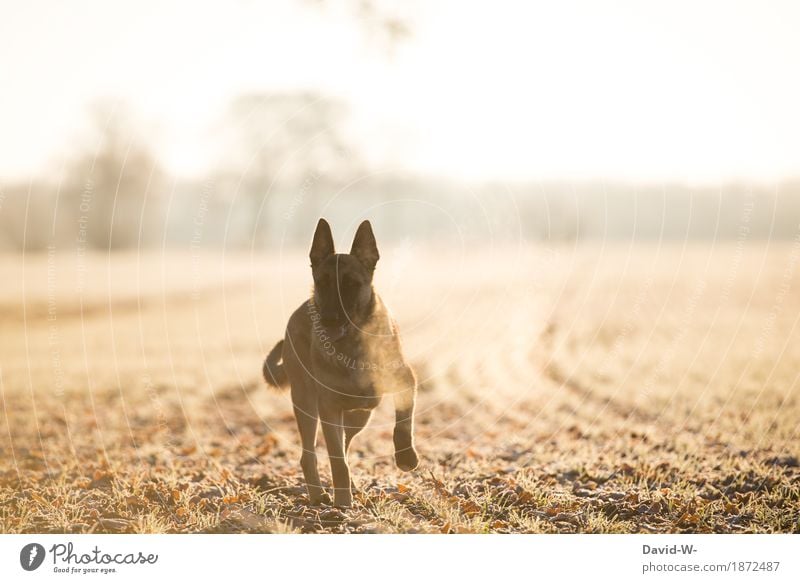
350 220 379 271
310 218 335 267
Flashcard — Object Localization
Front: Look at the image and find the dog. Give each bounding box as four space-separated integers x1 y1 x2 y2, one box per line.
263 218 419 507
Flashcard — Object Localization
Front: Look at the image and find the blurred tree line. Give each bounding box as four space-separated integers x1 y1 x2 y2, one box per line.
0 93 360 251
3 0 796 252
1 94 800 252
0 0 420 252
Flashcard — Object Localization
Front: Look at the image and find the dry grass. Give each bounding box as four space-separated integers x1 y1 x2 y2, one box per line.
1 244 798 533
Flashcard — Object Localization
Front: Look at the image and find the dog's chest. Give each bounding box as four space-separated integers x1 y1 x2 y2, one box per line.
315 360 382 408
311 338 397 408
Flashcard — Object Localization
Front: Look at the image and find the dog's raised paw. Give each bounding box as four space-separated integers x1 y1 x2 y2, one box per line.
395 447 419 472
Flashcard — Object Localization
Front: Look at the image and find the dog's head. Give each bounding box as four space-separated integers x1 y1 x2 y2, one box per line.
309 218 380 340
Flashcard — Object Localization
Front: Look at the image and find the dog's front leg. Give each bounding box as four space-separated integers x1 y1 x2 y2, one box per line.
319 402 351 507
291 386 329 505
393 380 419 471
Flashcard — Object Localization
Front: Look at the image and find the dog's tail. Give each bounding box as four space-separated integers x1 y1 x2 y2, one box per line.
263 340 289 389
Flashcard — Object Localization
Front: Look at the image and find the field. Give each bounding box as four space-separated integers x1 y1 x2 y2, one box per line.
1 244 798 533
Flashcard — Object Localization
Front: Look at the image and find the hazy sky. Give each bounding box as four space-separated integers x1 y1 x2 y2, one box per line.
1 0 800 182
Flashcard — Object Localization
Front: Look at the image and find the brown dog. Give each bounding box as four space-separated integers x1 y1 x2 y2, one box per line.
263 218 419 507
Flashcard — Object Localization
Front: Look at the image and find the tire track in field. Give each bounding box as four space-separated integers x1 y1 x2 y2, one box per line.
537 318 662 427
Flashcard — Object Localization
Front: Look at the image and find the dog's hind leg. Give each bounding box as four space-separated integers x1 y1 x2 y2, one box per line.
291 386 329 505
319 403 351 507
392 372 420 471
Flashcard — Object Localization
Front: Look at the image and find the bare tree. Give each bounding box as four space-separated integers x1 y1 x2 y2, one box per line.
64 102 166 250
222 91 359 247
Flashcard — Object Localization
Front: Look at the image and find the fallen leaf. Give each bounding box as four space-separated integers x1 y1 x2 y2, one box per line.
458 499 482 517
125 496 146 509
93 469 110 482
95 518 130 533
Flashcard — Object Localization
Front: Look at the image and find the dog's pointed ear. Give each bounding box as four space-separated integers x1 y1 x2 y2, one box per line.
350 220 379 271
310 218 335 267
